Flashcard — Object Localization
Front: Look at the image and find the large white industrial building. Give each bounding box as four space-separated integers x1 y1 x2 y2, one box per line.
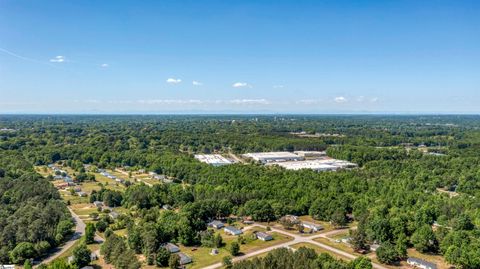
266 158 357 171
194 154 233 166
293 151 327 158
242 151 304 163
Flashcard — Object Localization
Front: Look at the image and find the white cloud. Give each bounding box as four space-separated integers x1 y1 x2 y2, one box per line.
228 99 270 105
232 82 251 88
356 96 365 102
50 55 65 63
370 97 379 103
137 99 203 105
100 63 109 68
166 78 182 84
192 81 203 86
334 96 347 103
273 85 284 89
296 99 322 105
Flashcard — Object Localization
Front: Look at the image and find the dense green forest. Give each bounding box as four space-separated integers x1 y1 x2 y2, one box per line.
0 151 73 264
1 115 479 268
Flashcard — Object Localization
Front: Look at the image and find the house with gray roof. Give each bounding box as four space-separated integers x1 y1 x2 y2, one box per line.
208 220 224 229
407 257 437 269
163 243 180 253
177 253 192 265
224 226 243 236
255 232 273 241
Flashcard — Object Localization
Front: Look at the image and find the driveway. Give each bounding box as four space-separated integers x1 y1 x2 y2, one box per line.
202 223 389 269
35 207 103 266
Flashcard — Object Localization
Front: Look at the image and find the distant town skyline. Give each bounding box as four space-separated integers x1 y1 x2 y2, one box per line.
1 0 479 114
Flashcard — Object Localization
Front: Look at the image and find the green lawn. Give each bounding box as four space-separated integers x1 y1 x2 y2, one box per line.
312 237 359 256
290 242 350 261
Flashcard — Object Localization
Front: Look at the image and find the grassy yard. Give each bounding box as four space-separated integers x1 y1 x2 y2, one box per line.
290 243 350 261
312 237 359 257
405 248 451 269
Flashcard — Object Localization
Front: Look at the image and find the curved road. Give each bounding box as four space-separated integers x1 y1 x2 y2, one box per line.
36 207 103 266
203 224 388 269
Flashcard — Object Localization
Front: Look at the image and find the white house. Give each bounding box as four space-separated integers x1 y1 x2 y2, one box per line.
407 258 437 269
224 226 243 236
208 220 224 229
177 253 192 265
255 232 273 241
301 221 324 232
163 243 180 253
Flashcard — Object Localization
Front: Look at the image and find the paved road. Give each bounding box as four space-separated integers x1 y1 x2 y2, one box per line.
36 208 103 266
115 168 153 186
203 224 388 269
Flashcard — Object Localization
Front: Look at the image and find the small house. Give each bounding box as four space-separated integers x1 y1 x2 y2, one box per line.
163 243 180 253
93 201 104 207
224 226 243 236
255 232 273 241
211 248 219 255
109 211 119 219
77 192 87 197
370 244 380 251
162 204 172 210
301 221 324 232
208 220 224 229
177 253 192 265
407 258 437 269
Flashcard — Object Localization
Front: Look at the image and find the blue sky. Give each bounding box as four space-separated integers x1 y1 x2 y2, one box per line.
1 0 479 114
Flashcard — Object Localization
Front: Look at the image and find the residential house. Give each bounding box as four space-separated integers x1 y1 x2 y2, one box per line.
370 244 380 251
93 201 104 207
224 226 243 236
177 253 192 265
301 221 324 232
163 243 180 253
255 232 273 241
109 211 119 219
208 220 224 229
77 192 87 197
407 257 437 269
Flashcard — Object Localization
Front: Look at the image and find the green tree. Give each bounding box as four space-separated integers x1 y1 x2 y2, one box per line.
24 259 32 269
350 256 373 269
223 256 233 269
168 254 180 269
72 243 91 268
85 223 96 244
411 225 437 253
376 242 399 265
229 242 240 256
9 242 36 264
156 247 171 267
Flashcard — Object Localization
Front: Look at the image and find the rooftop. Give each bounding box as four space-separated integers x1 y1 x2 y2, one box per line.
242 151 304 162
407 257 437 269
266 158 357 171
194 154 233 165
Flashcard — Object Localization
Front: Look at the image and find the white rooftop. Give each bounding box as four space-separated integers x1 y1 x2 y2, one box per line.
194 154 233 166
266 158 357 171
242 152 303 162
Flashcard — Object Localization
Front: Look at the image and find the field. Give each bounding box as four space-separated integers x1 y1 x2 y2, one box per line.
290 243 349 261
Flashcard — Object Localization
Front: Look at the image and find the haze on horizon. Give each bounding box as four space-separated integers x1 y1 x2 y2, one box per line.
1 0 479 114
